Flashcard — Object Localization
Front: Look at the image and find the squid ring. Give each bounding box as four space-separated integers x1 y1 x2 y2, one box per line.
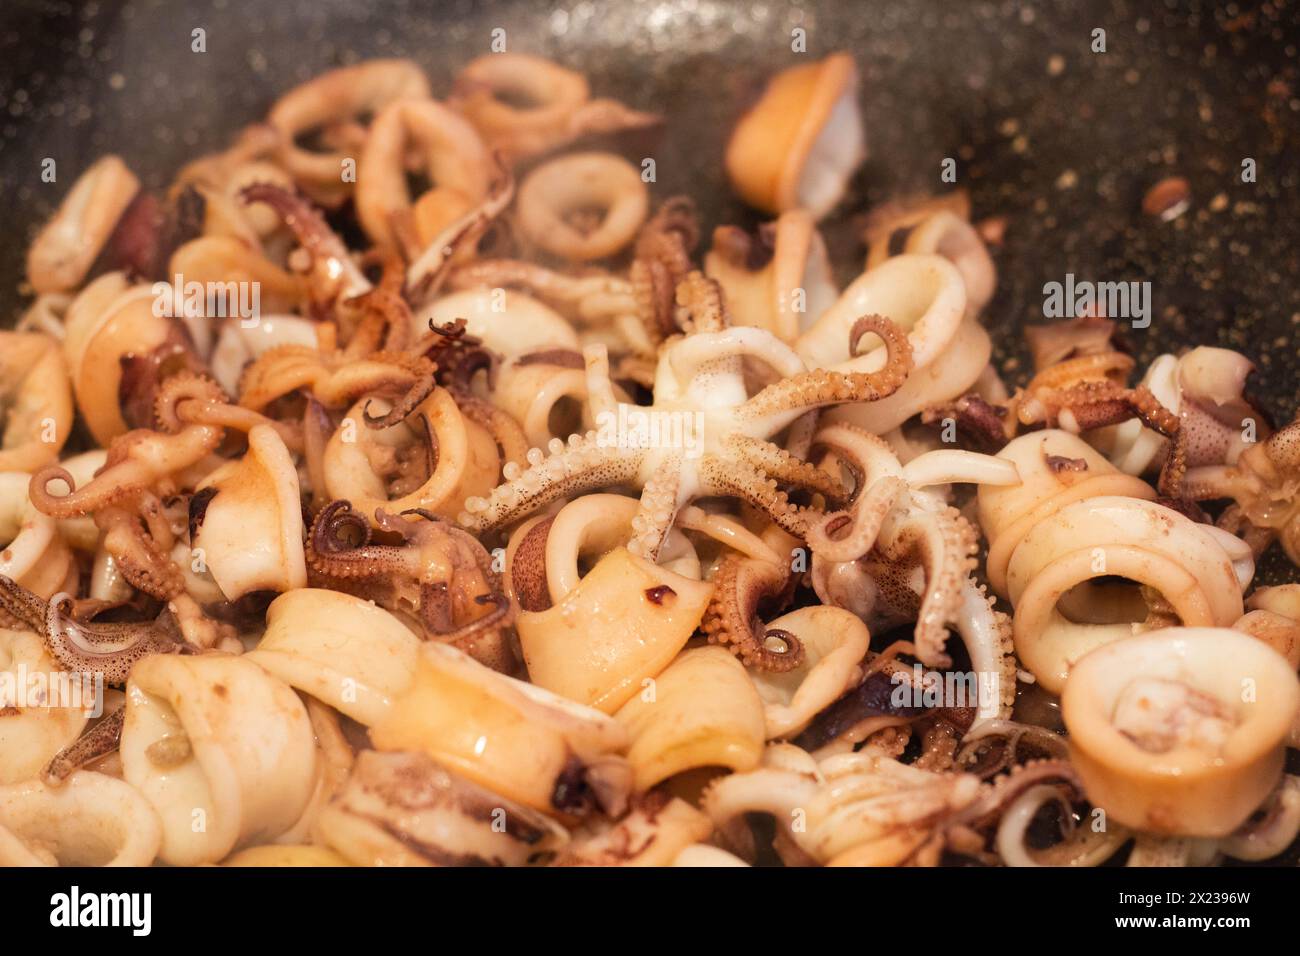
724 53 863 219
370 641 630 815
615 645 767 790
797 254 967 375
60 274 190 445
0 627 88 785
824 314 992 436
0 771 161 866
516 152 649 261
705 209 839 342
452 52 589 157
190 424 308 601
1063 627 1299 837
746 605 871 739
865 210 996 316
313 749 569 867
357 97 492 253
978 430 1158 596
514 542 713 714
1006 496 1249 693
26 155 139 294
246 588 422 728
120 653 318 865
0 332 73 473
267 59 432 202
541 493 700 605
417 288 579 359
489 349 630 450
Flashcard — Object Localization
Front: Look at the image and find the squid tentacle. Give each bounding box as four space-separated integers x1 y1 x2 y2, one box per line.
737 314 914 432
702 554 804 672
458 435 646 534
43 709 126 785
699 454 813 540
627 454 682 562
727 434 847 508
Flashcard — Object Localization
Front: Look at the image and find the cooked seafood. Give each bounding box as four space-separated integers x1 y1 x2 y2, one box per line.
2 49 1297 870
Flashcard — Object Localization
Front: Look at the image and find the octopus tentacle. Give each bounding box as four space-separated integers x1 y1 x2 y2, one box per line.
913 720 960 772
306 499 389 575
631 255 680 346
416 319 497 391
27 375 227 521
702 555 804 671
239 341 438 430
631 199 699 347
0 577 184 684
1008 371 1194 498
698 454 811 539
1026 352 1135 393
344 253 413 356
995 783 1130 867
307 501 514 656
43 709 126 785
448 390 529 470
737 315 914 434
726 434 847 507
176 398 305 452
359 354 440 429
921 393 1014 451
96 502 186 599
1184 418 1300 565
661 329 803 404
239 182 370 308
388 509 515 668
302 397 337 509
418 581 507 643
675 270 728 335
405 158 515 300
804 422 909 561
417 553 513 644
627 453 683 562
807 476 907 564
1119 385 1189 497
158 370 304 452
153 372 229 432
953 758 1083 831
44 593 186 684
237 344 329 409
581 344 620 423
870 504 978 668
0 573 49 632
956 721 1070 780
29 428 222 520
458 434 645 534
956 580 1018 725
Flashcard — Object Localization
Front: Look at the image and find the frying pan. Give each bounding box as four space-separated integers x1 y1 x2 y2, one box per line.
0 0 1298 862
